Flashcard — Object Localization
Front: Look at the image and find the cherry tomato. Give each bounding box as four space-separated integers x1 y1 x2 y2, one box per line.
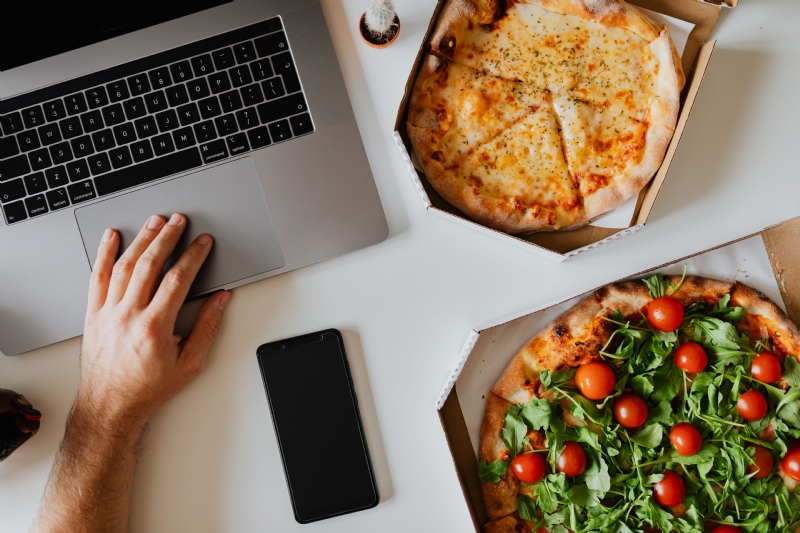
510 452 546 484
781 447 800 481
575 361 616 400
654 470 686 506
737 390 768 421
747 445 774 480
557 442 587 478
711 526 742 533
646 296 685 332
614 393 648 428
751 352 782 383
674 342 708 373
669 423 702 457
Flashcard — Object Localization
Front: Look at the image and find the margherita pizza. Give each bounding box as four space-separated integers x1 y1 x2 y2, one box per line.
407 0 685 234
478 273 800 532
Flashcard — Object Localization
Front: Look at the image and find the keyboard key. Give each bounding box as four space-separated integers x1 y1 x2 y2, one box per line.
0 178 26 203
187 78 211 100
155 109 179 132
134 116 158 139
219 90 243 112
46 187 70 211
70 136 94 158
226 132 249 156
229 66 252 88
25 194 48 217
22 106 46 128
170 61 193 83
43 100 67 122
247 126 270 149
17 130 41 152
198 97 222 119
257 93 308 124
127 74 151 96
231 42 255 64
92 129 116 152
94 148 202 196
240 84 264 107
199 139 228 164
261 77 285 100
1 113 24 136
64 94 88 116
113 123 137 145
0 137 20 159
177 103 201 126
290 113 314 136
235 108 259 130
24 172 48 194
271 52 301 94
38 123 62 146
107 81 130 103
148 67 172 89
85 87 109 109
3 200 26 223
268 120 292 142
209 72 231 94
214 114 238 136
49 142 73 164
249 59 273 81
152 133 175 156
46 166 69 188
60 117 83 140
88 153 112 175
66 159 90 182
109 146 133 169
191 54 215 77
0 154 31 182
28 148 52 171
131 140 155 163
102 104 126 127
166 84 189 107
123 97 147 121
193 120 217 142
80 110 104 133
172 127 196 150
255 32 288 57
67 179 97 204
212 48 236 70
145 90 168 114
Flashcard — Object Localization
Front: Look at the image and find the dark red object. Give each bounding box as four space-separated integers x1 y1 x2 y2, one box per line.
781 447 800 481
557 441 587 478
0 388 41 461
674 342 708 373
510 452 546 484
614 393 648 428
737 390 768 421
747 445 774 480
654 470 686 506
751 352 782 383
711 526 742 533
670 423 702 457
646 296 685 332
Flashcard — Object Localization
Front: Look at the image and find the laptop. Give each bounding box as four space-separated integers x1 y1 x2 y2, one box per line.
0 0 389 356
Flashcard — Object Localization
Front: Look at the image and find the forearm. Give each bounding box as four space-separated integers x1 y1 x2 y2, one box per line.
32 395 147 533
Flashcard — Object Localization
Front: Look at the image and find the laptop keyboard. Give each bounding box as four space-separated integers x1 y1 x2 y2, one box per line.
0 17 314 225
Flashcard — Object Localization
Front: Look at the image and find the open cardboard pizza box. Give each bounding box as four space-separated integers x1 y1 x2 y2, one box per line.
435 214 798 532
394 0 738 262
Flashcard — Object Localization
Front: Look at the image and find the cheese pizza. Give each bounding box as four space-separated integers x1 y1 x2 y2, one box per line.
407 0 685 234
478 273 800 532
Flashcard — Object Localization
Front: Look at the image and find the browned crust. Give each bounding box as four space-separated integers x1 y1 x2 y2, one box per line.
484 514 533 533
480 394 520 521
731 281 800 357
428 0 502 61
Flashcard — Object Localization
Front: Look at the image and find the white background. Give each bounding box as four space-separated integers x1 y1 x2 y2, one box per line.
2 1 800 532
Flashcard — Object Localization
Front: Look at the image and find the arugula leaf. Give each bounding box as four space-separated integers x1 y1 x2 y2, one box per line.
643 274 668 299
691 317 742 350
516 494 537 521
691 372 715 394
521 397 551 431
665 444 719 465
567 484 601 507
583 449 611 493
477 458 508 483
631 374 655 400
651 362 682 403
631 423 664 449
785 356 800 389
646 400 673 425
501 411 528 458
710 294 745 322
575 426 602 452
779 397 800 430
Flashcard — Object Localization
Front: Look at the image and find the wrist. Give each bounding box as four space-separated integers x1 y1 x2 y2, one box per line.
72 391 150 441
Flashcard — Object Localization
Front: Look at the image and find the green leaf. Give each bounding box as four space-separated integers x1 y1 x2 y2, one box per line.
583 449 611 493
501 411 529 458
646 400 673 425
521 397 551 431
691 372 715 394
643 274 668 299
709 294 745 322
567 484 601 507
691 317 742 350
651 362 682 403
516 494 537 521
631 423 664 449
575 426 602 451
785 356 800 389
665 443 719 465
778 397 800 430
477 458 509 483
631 374 655 400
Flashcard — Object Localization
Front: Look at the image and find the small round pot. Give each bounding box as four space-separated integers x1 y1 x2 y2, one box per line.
359 12 400 49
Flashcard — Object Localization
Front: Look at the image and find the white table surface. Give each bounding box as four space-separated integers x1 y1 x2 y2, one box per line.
2 1 799 531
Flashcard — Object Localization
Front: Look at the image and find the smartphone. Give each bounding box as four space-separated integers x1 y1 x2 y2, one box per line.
257 329 379 523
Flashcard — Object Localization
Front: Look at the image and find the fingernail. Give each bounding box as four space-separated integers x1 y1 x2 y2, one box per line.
218 291 231 310
102 228 114 242
168 213 184 226
196 234 212 245
147 215 165 230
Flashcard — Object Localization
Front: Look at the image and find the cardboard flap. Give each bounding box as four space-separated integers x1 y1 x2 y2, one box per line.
763 216 800 324
393 132 432 207
436 329 481 409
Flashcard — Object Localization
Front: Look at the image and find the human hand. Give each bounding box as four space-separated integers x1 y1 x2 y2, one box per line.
78 214 231 424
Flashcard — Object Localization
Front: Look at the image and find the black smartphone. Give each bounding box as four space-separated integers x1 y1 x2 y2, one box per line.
257 329 379 523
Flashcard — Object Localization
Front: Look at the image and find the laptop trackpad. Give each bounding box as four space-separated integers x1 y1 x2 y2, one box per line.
75 157 285 297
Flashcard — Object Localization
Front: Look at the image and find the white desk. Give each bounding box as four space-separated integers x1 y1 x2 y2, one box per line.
2 1 799 531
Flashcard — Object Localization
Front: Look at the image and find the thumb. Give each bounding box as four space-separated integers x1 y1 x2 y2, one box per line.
180 291 231 373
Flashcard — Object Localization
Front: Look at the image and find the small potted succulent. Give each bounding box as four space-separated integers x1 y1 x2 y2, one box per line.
359 0 400 49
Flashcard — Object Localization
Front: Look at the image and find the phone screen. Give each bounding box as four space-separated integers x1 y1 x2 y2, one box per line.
257 330 379 523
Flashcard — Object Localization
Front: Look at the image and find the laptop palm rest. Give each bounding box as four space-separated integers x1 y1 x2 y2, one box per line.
75 157 284 297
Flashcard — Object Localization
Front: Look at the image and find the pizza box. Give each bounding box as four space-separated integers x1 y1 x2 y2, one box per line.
434 214 799 532
394 0 738 262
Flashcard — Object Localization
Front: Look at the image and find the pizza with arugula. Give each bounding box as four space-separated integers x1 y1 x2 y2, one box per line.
478 273 800 533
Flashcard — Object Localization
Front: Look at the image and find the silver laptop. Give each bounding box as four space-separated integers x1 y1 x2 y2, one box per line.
0 0 388 356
